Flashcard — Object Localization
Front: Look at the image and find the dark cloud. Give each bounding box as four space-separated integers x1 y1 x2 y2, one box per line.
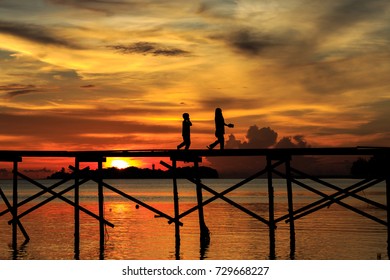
207 125 315 177
275 135 310 149
224 125 309 150
318 0 389 34
108 42 190 57
0 20 81 48
7 89 39 98
0 84 40 98
210 28 280 56
228 29 278 56
240 126 278 148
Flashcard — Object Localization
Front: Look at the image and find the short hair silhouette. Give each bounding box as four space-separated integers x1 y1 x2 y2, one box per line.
177 112 192 150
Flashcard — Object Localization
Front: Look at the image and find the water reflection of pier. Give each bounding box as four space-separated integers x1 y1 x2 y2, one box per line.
0 147 389 259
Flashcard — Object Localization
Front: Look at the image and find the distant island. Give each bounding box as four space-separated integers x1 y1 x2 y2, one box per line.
350 154 389 178
47 166 219 179
45 154 387 180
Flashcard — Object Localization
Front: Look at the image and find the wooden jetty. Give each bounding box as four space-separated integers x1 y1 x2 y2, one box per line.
0 147 389 259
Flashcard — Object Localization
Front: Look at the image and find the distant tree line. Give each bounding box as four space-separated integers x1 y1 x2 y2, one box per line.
47 166 219 179
350 154 389 178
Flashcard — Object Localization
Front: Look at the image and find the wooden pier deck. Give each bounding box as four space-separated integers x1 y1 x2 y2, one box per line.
0 147 389 259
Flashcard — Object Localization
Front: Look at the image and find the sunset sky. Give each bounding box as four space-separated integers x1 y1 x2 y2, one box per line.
0 0 389 174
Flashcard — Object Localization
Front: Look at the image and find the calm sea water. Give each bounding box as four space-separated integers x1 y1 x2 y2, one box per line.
0 178 388 260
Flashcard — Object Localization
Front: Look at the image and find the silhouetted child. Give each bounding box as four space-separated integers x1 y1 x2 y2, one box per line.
177 113 192 150
207 108 234 150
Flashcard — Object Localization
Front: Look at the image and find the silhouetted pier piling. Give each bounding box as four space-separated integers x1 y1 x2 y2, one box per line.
0 147 389 259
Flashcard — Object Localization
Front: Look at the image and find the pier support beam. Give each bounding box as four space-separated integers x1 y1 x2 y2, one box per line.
75 155 106 259
285 157 295 259
74 159 80 259
171 159 181 259
266 155 276 259
386 172 390 259
12 160 18 251
97 159 104 259
194 160 210 252
8 158 22 253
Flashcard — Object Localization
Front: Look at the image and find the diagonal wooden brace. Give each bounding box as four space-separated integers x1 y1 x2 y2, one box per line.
0 187 30 241
0 169 89 217
275 177 383 223
160 160 271 225
68 165 182 226
8 171 114 228
273 169 387 226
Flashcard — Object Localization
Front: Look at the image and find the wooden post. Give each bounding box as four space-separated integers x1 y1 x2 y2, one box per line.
285 157 295 259
98 159 104 259
74 158 80 259
266 155 276 259
171 158 181 259
386 174 390 260
194 160 210 249
12 160 18 251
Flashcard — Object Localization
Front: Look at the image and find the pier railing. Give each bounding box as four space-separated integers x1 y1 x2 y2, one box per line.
0 147 389 259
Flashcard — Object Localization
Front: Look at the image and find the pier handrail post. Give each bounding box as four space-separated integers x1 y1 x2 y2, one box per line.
266 155 276 260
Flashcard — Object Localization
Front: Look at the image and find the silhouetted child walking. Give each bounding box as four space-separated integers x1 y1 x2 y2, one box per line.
207 108 234 150
177 113 192 150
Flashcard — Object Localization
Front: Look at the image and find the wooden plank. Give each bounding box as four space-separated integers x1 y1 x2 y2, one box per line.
0 146 389 159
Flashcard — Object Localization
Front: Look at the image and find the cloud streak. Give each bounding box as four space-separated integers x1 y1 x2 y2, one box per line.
108 42 190 57
0 109 179 150
0 20 81 48
0 84 41 98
